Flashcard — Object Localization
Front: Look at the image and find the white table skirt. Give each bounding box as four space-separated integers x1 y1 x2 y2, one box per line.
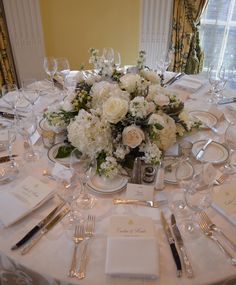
0 75 236 285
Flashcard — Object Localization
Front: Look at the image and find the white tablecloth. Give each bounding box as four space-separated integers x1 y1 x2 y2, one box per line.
0 75 236 285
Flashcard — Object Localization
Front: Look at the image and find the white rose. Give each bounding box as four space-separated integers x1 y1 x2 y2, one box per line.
140 70 160 84
148 114 165 126
103 97 128 124
154 93 170 106
119 74 142 93
122 125 145 148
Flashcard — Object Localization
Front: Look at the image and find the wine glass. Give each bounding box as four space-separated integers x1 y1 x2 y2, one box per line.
16 112 40 161
70 149 97 209
114 51 121 69
43 57 57 87
157 49 173 86
208 65 221 103
56 57 70 79
102 47 114 65
64 76 77 93
1 84 20 113
224 124 236 173
22 78 40 109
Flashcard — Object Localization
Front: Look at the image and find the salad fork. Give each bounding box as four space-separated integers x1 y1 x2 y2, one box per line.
198 217 236 266
77 215 96 280
214 173 228 185
199 211 236 251
68 224 85 277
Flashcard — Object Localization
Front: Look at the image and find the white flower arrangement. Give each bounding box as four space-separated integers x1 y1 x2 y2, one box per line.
44 50 200 177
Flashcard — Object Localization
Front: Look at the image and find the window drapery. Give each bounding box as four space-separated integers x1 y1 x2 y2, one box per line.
0 3 15 89
169 0 208 74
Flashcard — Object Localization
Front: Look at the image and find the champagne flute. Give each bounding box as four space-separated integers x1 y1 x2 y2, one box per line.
43 57 57 88
1 84 20 113
16 112 40 161
70 149 97 209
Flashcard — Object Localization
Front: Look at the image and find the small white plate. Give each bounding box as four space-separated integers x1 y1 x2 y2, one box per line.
192 140 229 164
164 158 193 184
87 174 128 195
189 110 218 128
47 142 71 166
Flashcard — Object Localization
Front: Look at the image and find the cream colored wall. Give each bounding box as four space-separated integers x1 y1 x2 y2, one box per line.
39 0 140 70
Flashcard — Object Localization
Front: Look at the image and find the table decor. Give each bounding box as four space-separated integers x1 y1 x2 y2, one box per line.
44 50 200 178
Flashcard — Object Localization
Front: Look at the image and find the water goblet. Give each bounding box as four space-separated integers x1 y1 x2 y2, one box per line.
157 49 173 86
1 84 20 113
22 78 40 110
16 112 40 161
56 57 70 79
102 47 114 65
70 149 97 209
223 124 236 173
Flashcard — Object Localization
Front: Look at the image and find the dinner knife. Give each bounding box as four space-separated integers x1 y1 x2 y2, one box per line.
171 214 194 278
218 97 236 105
0 155 17 163
21 206 70 255
160 211 182 277
11 202 65 250
0 111 14 120
163 73 185 88
195 138 213 160
113 198 168 208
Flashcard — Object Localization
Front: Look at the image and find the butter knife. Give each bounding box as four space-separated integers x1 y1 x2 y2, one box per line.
21 206 69 255
0 155 17 163
11 202 65 250
163 73 184 88
171 214 194 278
195 138 213 160
113 198 167 208
161 211 182 277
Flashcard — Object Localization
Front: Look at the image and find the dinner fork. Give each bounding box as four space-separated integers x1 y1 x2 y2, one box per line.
68 224 85 277
214 173 228 185
77 215 96 280
199 211 236 251
198 217 236 266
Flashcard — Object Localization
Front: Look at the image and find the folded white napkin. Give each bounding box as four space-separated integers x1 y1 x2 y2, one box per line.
211 183 236 226
174 76 203 93
0 176 54 227
105 236 159 279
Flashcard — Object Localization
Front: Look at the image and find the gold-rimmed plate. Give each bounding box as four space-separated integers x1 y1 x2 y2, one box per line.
189 110 218 128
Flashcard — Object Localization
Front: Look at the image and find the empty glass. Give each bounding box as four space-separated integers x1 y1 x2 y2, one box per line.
22 78 40 109
56 58 70 79
70 149 97 209
43 57 57 87
157 50 173 86
1 84 20 113
102 47 114 65
224 124 236 172
114 51 121 69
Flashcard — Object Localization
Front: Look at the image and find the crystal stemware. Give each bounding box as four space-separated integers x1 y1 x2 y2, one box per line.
114 51 121 69
56 58 70 79
43 57 57 88
16 112 40 161
1 84 20 113
70 149 97 209
224 123 236 173
157 49 173 86
22 78 40 110
102 47 114 65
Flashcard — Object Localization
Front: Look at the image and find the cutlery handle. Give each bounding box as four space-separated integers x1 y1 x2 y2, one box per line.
77 241 89 279
179 245 194 278
218 230 236 251
170 243 182 277
21 231 44 255
68 244 79 277
113 199 147 207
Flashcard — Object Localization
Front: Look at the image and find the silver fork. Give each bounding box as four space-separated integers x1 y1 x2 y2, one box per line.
113 198 167 208
198 216 236 266
77 215 96 279
68 224 85 277
214 173 228 185
199 211 236 251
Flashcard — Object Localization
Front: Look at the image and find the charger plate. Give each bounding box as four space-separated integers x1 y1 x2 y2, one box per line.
47 142 71 166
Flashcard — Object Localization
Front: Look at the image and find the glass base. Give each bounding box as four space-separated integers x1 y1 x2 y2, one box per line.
23 150 41 161
179 218 201 240
76 193 97 209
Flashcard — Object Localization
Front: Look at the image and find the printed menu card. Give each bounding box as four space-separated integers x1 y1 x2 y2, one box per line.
0 176 54 227
212 182 236 226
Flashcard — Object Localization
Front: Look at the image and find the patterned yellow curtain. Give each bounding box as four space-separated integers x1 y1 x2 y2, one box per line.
0 8 15 89
169 0 208 74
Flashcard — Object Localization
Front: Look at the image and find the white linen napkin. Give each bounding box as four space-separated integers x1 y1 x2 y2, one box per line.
0 176 55 227
105 216 159 279
174 76 203 93
105 236 159 279
211 182 236 226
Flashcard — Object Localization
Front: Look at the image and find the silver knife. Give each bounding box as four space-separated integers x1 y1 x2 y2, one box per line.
163 73 185 88
160 211 182 277
11 201 65 250
195 138 213 160
171 214 194 278
21 206 69 255
113 198 168 208
0 155 17 163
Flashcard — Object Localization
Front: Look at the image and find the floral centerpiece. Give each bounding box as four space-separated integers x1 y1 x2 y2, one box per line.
44 50 199 177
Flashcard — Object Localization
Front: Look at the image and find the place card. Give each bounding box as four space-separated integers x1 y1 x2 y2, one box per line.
212 183 236 226
30 130 41 145
51 162 73 182
125 183 154 201
0 176 54 227
108 215 155 237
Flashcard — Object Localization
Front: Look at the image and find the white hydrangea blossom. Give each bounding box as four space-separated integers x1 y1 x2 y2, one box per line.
100 156 119 178
60 92 76 112
140 70 160 84
129 96 152 118
114 144 130 160
139 142 162 164
119 73 142 93
67 109 111 156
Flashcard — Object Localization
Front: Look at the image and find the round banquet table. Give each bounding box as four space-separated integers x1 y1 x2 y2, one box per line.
0 74 236 285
